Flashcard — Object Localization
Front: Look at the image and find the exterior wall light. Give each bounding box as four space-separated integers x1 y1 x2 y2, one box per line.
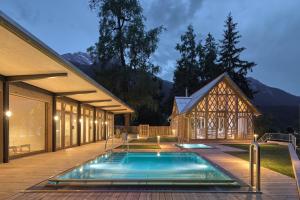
54 115 59 121
5 110 12 118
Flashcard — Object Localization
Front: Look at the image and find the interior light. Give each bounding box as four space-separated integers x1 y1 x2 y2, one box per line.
79 118 83 123
95 120 98 124
54 115 59 121
5 111 12 118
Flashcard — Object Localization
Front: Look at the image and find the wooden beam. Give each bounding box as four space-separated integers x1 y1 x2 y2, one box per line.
108 109 127 112
81 99 112 104
56 90 96 96
98 105 121 108
6 73 67 82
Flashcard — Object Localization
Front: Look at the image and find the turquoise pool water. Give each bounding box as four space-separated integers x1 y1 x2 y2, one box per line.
52 152 235 185
177 144 212 149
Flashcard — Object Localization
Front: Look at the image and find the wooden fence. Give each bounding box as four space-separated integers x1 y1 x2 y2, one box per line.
115 125 174 138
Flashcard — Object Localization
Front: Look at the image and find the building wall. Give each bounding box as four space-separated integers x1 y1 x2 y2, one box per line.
0 81 117 163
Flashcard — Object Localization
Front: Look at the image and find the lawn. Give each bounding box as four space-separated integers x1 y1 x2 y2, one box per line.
224 144 294 177
116 144 161 149
130 137 177 143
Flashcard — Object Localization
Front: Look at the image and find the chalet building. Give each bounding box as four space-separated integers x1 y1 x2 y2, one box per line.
170 73 260 141
0 12 133 163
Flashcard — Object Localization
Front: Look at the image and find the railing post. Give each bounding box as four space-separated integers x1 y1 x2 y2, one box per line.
250 142 261 192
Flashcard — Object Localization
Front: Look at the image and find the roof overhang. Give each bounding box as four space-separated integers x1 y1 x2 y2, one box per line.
0 11 134 114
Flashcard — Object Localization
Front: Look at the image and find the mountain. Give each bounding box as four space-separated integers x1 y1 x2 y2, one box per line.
248 77 300 106
62 52 93 66
62 52 299 131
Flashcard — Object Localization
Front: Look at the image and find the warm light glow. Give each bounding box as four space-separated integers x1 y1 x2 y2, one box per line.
79 118 83 123
254 134 258 141
95 120 98 124
137 135 140 139
5 110 12 118
105 121 108 125
54 115 59 121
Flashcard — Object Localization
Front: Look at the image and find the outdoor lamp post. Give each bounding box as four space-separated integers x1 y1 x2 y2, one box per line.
254 134 258 142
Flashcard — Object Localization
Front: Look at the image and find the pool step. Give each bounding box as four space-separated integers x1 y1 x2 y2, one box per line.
105 153 127 164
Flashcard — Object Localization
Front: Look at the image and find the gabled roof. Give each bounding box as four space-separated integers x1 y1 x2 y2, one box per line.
174 97 192 113
174 73 260 115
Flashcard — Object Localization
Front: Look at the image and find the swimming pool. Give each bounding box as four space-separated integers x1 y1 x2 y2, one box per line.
176 143 212 149
49 152 237 186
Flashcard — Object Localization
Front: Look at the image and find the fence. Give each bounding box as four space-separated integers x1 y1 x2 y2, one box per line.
115 125 174 138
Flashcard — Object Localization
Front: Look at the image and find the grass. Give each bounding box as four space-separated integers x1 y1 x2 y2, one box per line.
116 144 161 149
224 144 294 178
130 137 177 143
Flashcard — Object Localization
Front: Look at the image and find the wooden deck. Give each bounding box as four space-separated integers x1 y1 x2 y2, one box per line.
0 142 298 200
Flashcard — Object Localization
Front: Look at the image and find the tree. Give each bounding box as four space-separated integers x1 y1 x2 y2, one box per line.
219 13 256 98
200 33 221 82
88 0 165 124
173 25 201 96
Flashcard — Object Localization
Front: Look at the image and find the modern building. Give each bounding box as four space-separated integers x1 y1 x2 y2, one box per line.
170 73 260 141
0 12 133 163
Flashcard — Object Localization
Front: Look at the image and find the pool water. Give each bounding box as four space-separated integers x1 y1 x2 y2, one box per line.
177 143 212 149
51 152 236 185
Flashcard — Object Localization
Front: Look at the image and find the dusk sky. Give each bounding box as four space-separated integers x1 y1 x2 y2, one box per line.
1 0 300 96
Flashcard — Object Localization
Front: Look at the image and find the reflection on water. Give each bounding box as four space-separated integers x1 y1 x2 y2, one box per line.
58 152 231 181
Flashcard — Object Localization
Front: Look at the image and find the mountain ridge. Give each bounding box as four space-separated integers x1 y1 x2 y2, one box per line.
62 52 300 108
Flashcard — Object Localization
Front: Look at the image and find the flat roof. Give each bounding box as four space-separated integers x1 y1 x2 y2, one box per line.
0 11 134 114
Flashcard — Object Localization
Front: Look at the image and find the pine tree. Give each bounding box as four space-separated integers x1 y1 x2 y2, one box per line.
173 25 201 96
201 33 221 82
219 13 256 98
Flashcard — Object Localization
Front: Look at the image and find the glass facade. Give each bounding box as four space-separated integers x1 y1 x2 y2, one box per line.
9 94 46 157
80 106 94 145
55 100 78 149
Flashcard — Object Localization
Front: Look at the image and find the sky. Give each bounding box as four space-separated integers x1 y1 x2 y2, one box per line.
1 0 300 96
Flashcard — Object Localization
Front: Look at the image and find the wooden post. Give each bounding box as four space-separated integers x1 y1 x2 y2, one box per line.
52 95 56 152
3 81 9 163
235 95 239 139
77 103 81 146
93 107 96 142
205 97 208 139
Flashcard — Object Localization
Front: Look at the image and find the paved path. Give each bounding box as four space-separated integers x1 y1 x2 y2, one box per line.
0 140 122 200
0 142 298 200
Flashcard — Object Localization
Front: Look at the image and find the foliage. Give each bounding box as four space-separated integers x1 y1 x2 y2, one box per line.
224 144 294 177
173 25 202 96
218 13 256 98
88 0 166 124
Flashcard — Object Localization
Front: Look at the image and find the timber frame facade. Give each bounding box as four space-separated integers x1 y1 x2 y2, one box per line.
170 73 260 141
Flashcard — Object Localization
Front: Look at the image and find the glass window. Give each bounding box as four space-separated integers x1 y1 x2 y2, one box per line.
9 95 46 157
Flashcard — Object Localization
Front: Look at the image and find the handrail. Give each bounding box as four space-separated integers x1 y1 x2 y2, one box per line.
258 132 297 150
249 142 261 191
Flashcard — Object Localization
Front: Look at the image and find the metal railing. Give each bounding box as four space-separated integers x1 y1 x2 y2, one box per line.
250 142 261 191
104 135 114 153
258 133 297 150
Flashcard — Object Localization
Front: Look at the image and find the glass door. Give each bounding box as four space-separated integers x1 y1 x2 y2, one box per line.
64 113 71 148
